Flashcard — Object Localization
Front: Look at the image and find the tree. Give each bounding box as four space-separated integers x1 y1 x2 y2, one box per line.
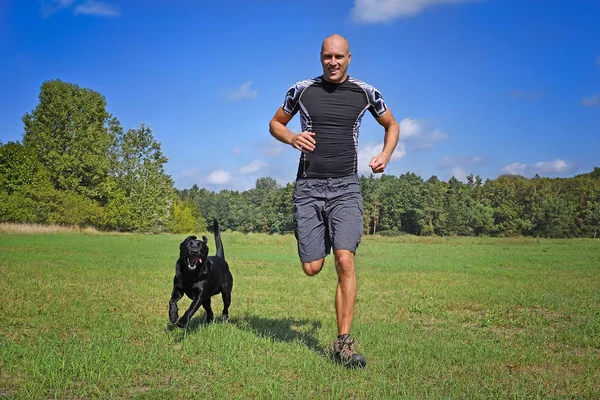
417 176 447 236
168 198 207 234
0 141 56 224
0 141 52 195
245 177 282 233
22 79 118 202
110 123 174 232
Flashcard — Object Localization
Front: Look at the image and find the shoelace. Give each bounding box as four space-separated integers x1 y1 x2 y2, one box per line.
337 338 357 360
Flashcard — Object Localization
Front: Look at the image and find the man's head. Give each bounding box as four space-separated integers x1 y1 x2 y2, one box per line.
320 34 351 84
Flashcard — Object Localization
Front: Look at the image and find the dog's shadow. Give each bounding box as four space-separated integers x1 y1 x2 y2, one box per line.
166 315 212 341
167 313 326 358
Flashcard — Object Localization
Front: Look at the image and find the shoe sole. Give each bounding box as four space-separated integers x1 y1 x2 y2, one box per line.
334 353 367 369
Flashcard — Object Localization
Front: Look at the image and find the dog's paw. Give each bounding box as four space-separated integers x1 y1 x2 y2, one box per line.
176 318 188 328
221 313 229 322
169 313 179 324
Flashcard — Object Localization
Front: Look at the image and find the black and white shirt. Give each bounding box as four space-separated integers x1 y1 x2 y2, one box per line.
281 75 388 179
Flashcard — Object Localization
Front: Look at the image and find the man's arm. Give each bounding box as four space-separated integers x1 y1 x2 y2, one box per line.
368 109 400 174
269 108 316 152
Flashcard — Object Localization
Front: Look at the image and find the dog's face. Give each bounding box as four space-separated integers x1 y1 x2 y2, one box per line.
179 235 209 271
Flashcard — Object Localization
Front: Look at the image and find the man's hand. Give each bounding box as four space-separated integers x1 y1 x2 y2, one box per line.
369 153 391 174
291 131 316 152
270 108 316 152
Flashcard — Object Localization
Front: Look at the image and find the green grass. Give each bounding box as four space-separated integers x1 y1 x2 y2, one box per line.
1 231 599 399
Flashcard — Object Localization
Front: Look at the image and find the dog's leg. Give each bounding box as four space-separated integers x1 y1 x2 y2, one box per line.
221 286 232 321
202 298 214 323
169 287 184 324
177 295 204 328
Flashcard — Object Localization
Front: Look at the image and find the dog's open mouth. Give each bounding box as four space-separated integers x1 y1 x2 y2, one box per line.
187 256 203 270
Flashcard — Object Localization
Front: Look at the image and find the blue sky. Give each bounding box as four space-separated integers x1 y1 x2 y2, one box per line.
2 0 599 191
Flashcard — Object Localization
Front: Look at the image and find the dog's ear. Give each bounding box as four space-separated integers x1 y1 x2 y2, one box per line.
202 236 208 243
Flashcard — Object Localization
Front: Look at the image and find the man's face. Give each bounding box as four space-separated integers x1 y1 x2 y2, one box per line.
320 37 351 84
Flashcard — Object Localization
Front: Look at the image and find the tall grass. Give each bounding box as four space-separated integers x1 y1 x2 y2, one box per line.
1 228 599 399
0 223 104 235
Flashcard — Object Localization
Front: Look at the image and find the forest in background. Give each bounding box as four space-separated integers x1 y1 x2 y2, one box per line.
2 79 599 238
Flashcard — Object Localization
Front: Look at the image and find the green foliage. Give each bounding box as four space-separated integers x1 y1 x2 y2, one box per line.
0 80 176 232
99 187 137 231
174 169 600 239
22 79 116 202
168 198 207 234
46 190 104 227
111 123 174 232
0 141 52 195
0 191 39 223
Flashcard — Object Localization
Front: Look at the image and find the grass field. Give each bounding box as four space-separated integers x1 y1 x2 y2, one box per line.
1 227 599 399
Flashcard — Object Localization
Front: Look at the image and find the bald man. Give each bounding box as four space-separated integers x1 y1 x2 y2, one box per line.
269 34 399 368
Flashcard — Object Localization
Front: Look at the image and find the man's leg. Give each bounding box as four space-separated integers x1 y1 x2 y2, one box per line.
302 259 325 276
333 249 356 335
332 248 366 368
293 179 329 273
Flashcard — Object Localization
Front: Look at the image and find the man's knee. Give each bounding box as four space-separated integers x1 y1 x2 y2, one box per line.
334 250 355 276
302 259 324 276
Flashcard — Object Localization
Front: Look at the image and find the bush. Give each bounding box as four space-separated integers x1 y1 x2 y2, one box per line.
168 199 207 234
0 192 39 223
47 191 103 227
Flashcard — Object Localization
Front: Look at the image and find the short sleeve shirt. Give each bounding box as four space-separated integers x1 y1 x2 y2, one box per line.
281 75 388 179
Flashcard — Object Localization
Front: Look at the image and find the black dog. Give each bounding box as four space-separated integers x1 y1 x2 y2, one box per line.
169 219 233 328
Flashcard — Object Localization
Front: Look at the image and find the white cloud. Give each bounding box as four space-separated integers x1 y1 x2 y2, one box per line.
351 0 480 23
239 160 267 175
436 155 485 182
400 117 449 149
531 159 574 174
501 159 576 177
500 162 527 176
41 0 74 16
450 166 468 182
181 168 199 178
228 81 258 101
42 0 119 17
75 1 120 16
581 94 600 107
207 169 231 185
357 141 406 176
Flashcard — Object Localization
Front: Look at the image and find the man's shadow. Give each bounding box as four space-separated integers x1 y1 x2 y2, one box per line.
232 314 326 358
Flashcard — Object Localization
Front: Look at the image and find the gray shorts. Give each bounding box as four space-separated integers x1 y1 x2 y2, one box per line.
292 174 363 263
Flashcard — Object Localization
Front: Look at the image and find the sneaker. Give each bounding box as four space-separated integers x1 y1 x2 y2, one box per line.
333 334 367 369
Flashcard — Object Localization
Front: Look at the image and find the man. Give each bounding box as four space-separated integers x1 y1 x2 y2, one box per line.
268 34 399 368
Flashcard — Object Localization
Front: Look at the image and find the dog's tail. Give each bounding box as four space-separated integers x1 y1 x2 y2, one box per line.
213 218 225 260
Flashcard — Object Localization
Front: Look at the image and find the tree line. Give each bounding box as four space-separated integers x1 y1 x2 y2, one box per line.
1 79 599 237
177 170 600 238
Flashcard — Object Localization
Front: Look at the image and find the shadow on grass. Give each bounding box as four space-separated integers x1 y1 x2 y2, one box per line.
166 313 328 360
166 313 218 342
231 314 327 359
